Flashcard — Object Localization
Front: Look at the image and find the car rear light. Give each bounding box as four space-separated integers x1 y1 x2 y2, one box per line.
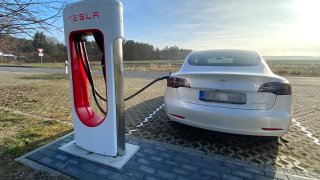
258 82 292 95
167 77 190 88
170 114 186 119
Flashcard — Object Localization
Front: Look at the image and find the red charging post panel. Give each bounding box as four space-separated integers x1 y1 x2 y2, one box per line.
69 30 107 127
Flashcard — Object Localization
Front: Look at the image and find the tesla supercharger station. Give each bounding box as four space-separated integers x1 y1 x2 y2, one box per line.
60 0 139 168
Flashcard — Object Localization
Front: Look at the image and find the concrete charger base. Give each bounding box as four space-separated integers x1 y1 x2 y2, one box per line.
59 140 139 169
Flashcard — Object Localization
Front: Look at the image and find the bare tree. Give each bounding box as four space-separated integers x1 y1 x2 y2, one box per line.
0 0 68 52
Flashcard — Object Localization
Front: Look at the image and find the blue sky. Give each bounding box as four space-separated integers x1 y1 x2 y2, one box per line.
55 0 320 56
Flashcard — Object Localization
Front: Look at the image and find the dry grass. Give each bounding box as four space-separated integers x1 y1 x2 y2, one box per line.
267 61 320 77
0 72 72 179
0 62 66 68
2 60 320 77
0 71 165 123
0 108 71 179
124 63 179 72
0 74 72 122
125 60 320 77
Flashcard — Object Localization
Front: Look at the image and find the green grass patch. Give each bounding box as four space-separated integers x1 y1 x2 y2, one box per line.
0 109 71 179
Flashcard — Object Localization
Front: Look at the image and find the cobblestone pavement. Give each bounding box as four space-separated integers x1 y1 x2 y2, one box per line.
0 72 319 177
22 133 316 180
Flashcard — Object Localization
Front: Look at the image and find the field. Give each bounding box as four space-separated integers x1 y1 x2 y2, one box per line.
2 58 320 77
267 60 320 77
123 60 320 77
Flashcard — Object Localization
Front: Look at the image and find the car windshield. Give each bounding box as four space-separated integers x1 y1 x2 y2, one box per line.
188 51 261 66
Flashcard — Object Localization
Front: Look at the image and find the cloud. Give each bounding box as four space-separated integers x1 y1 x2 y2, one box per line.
123 0 320 56
51 0 319 56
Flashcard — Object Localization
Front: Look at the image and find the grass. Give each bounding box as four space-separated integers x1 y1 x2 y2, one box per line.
0 62 66 68
0 71 165 123
124 60 320 77
0 72 72 179
0 109 71 179
267 61 320 77
124 62 179 72
0 75 73 122
2 59 320 77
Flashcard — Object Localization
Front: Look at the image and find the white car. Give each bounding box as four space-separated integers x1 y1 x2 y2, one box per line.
164 49 292 137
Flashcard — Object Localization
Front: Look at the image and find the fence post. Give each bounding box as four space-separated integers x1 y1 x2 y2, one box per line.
65 60 68 74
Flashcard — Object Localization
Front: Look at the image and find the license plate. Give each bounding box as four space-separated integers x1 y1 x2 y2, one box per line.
199 91 246 104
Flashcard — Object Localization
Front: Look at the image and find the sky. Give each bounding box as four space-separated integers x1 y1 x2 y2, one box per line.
56 0 320 56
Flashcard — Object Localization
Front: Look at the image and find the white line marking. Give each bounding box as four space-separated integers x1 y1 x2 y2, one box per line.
292 118 320 146
125 103 164 136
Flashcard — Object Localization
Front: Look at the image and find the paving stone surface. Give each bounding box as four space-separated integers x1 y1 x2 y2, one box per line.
25 134 318 179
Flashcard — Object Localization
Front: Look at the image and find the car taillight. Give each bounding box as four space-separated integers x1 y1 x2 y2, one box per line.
167 77 190 88
258 82 292 95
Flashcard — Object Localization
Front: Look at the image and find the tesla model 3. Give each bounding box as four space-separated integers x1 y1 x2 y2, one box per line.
164 49 292 137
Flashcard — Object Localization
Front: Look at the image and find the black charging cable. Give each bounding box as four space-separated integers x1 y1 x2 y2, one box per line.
80 41 107 101
73 35 106 101
124 72 172 101
76 41 106 114
124 76 169 101
74 34 170 114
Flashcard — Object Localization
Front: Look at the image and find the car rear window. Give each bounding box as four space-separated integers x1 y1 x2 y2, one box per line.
188 51 261 66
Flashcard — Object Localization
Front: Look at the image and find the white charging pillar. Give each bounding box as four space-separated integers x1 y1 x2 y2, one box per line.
63 0 125 157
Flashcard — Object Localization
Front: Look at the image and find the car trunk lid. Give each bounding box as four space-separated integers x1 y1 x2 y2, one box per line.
176 72 278 110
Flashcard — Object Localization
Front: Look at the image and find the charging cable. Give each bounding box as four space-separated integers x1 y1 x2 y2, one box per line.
74 34 169 115
76 41 107 114
124 76 168 101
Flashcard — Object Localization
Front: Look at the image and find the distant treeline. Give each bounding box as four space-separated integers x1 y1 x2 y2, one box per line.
3 32 192 63
123 40 192 61
2 32 67 63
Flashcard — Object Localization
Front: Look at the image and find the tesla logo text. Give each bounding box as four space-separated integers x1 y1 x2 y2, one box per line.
217 79 226 87
68 12 100 22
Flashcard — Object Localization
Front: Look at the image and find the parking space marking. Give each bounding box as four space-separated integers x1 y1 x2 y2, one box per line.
125 103 164 136
292 118 320 145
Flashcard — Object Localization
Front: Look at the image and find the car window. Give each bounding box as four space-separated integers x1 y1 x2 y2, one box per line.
188 51 261 66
